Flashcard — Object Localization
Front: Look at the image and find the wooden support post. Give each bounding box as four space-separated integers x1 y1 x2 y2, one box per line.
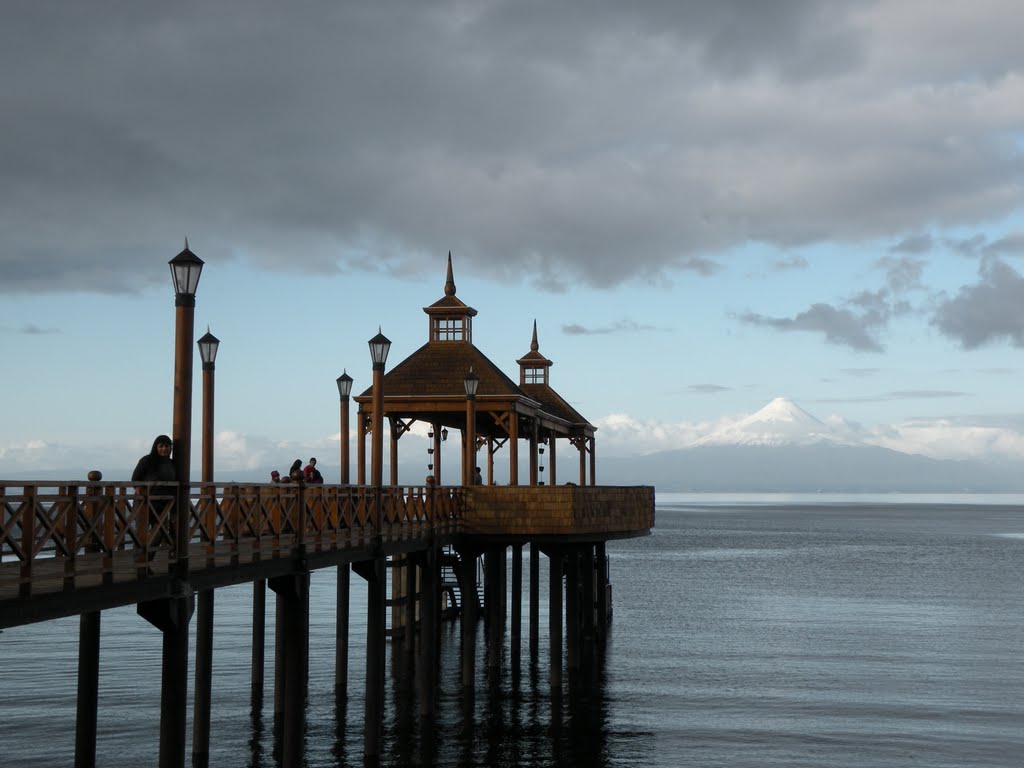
565 549 580 670
595 542 609 635
273 591 285 742
529 544 539 655
270 573 310 768
486 548 501 670
335 564 350 705
418 546 439 719
192 589 215 768
581 545 596 655
511 544 522 667
405 554 418 656
500 546 507 631
354 557 387 759
137 593 194 768
75 611 101 768
459 549 478 688
251 579 266 704
548 550 563 689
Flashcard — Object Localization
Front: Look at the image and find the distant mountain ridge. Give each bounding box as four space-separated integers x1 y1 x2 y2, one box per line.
692 397 856 448
603 397 1024 492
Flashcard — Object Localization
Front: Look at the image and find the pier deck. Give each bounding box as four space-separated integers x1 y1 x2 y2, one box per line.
0 480 653 628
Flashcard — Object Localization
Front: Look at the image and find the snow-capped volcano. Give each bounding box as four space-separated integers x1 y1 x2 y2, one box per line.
692 397 855 448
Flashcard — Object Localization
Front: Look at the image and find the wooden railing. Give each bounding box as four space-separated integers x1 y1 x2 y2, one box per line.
0 481 464 597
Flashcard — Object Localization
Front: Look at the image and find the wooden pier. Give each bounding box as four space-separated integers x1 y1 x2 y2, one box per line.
0 479 653 766
0 248 654 766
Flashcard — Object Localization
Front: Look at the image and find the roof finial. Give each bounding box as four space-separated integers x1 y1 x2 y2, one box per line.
444 251 456 297
531 319 539 352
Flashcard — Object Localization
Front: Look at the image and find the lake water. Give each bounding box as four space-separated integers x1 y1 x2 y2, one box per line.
2 494 1023 766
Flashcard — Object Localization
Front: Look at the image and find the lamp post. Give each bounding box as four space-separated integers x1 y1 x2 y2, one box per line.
197 329 220 483
169 242 203 561
193 327 218 768
337 371 353 484
164 241 203 768
334 370 353 711
364 329 390 759
368 330 391 489
464 368 479 485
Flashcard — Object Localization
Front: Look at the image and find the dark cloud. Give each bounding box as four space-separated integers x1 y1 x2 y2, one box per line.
2 1 1022 294
20 324 61 335
688 384 731 394
739 304 885 352
741 250 930 351
875 255 925 293
886 389 971 399
982 233 1024 256
890 234 933 254
771 256 809 271
679 257 723 276
931 258 1024 348
562 318 658 336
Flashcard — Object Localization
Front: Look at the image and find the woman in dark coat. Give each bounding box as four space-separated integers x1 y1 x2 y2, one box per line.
132 435 176 544
133 435 176 483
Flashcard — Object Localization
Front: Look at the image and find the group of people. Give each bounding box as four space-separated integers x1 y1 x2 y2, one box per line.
135 437 326 486
270 457 323 485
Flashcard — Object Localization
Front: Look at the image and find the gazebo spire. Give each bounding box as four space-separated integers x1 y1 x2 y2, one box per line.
444 251 456 297
530 319 539 352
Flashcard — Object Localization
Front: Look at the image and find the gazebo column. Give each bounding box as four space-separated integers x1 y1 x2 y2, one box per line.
389 416 399 487
509 409 519 486
548 434 557 487
432 424 442 481
357 411 367 485
529 421 538 485
578 438 586 486
589 436 596 486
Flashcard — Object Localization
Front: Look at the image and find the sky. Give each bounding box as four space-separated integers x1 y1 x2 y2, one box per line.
3 1 1024 480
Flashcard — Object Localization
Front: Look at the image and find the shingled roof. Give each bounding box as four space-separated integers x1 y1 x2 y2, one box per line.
373 340 524 399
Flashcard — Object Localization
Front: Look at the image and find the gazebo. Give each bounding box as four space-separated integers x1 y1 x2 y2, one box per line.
353 254 597 487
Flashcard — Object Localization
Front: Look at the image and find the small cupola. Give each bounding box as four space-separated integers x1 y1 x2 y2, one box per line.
423 252 478 343
516 320 552 386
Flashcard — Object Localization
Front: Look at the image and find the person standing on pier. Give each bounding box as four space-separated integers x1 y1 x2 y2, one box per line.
131 434 176 544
